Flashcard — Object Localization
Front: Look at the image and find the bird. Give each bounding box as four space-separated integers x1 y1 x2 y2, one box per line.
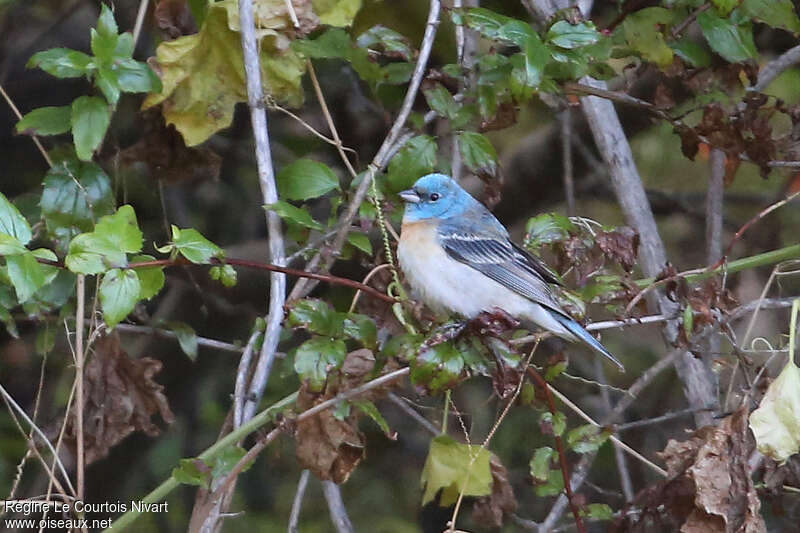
396 173 624 371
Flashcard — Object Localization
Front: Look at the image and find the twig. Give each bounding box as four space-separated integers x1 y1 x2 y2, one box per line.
132 0 149 47
289 0 442 300
595 359 634 501
387 392 440 436
35 255 397 304
74 274 85 501
560 109 576 216
509 312 673 346
707 149 725 265
0 84 53 167
287 470 310 533
525 366 586 533
115 324 245 354
753 43 800 92
615 406 711 431
322 481 355 533
670 2 711 39
234 329 263 427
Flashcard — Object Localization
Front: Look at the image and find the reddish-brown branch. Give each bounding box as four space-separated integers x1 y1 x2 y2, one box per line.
525 367 587 533
35 256 397 304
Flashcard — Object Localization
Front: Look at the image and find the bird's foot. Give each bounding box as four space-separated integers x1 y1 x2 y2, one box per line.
423 321 469 348
470 308 520 337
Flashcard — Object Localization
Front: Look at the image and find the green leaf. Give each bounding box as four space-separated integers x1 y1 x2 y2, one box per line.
529 446 555 481
546 20 600 49
99 268 141 328
167 321 199 361
357 25 412 61
453 8 516 43
16 106 72 136
265 201 323 230
420 435 492 506
292 28 352 59
523 33 550 87
458 132 498 176
277 160 340 201
0 234 27 256
540 411 566 437
27 48 93 78
621 7 675 66
96 65 121 105
0 192 32 245
683 303 694 340
115 58 162 94
525 213 576 247
94 205 144 255
114 32 135 59
697 11 756 63
749 356 800 462
312 0 362 27
131 254 165 300
566 424 609 454
411 341 465 393
170 226 223 264
387 135 437 192
293 337 347 391
210 445 252 483
423 83 459 120
712 0 738 16
353 399 393 437
41 160 115 246
173 458 210 488
7 252 47 303
346 232 372 255
670 38 713 68
71 96 110 161
583 503 614 520
209 264 237 287
96 3 119 38
288 298 344 337
535 468 565 497
741 0 800 33
343 314 377 349
65 235 108 274
144 1 305 145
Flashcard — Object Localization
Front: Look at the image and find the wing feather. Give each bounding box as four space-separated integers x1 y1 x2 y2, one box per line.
439 228 563 309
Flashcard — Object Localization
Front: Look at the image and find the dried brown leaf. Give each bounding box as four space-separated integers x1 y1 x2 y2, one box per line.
63 334 174 464
472 454 518 529
295 384 365 484
154 0 197 39
596 227 639 272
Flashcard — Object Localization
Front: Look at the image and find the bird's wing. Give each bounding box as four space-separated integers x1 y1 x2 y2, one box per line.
438 224 564 309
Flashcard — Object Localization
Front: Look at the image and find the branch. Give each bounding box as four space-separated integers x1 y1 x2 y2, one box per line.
753 43 800 92
525 367 587 533
287 470 310 533
322 481 356 533
105 367 410 532
289 0 442 300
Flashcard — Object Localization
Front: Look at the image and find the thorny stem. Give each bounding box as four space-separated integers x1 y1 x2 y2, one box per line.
526 367 587 533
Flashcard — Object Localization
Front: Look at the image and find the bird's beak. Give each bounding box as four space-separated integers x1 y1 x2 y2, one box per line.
399 189 421 203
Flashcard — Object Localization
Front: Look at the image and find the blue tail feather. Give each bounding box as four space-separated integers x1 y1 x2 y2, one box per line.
550 312 625 371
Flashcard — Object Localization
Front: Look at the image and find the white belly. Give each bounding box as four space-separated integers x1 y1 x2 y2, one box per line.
397 220 573 338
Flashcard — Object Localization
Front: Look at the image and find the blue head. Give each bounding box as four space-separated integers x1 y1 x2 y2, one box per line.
399 173 478 222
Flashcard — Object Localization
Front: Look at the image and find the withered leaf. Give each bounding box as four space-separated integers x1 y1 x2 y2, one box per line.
596 227 639 272
630 408 766 533
63 334 174 464
154 0 197 39
295 383 365 484
472 454 518 529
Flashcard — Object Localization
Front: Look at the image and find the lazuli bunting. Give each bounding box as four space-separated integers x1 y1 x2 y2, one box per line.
397 173 623 371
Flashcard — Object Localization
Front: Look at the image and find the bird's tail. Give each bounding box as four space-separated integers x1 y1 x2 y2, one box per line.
550 311 625 372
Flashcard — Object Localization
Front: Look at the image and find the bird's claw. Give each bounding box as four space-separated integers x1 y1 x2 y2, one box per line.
470 308 520 337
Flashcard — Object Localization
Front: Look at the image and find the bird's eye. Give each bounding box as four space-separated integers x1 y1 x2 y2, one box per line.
430 193 440 202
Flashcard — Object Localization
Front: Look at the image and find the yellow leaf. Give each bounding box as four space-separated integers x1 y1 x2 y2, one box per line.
144 0 305 146
312 0 362 27
749 360 800 463
420 435 492 506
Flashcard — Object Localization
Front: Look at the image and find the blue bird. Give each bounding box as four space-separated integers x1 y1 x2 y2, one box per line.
397 173 624 371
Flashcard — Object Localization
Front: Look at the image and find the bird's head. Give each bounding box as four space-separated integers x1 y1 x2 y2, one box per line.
399 173 476 222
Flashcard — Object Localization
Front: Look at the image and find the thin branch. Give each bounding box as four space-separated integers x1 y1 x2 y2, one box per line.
615 406 711 431
0 84 53 167
289 0 442 300
753 43 800 92
707 149 725 265
132 0 149 47
560 109 576 216
595 359 634 502
322 481 356 533
287 470 310 533
74 274 85 501
234 330 263 427
387 392 440 435
525 367 587 533
115 324 245 354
